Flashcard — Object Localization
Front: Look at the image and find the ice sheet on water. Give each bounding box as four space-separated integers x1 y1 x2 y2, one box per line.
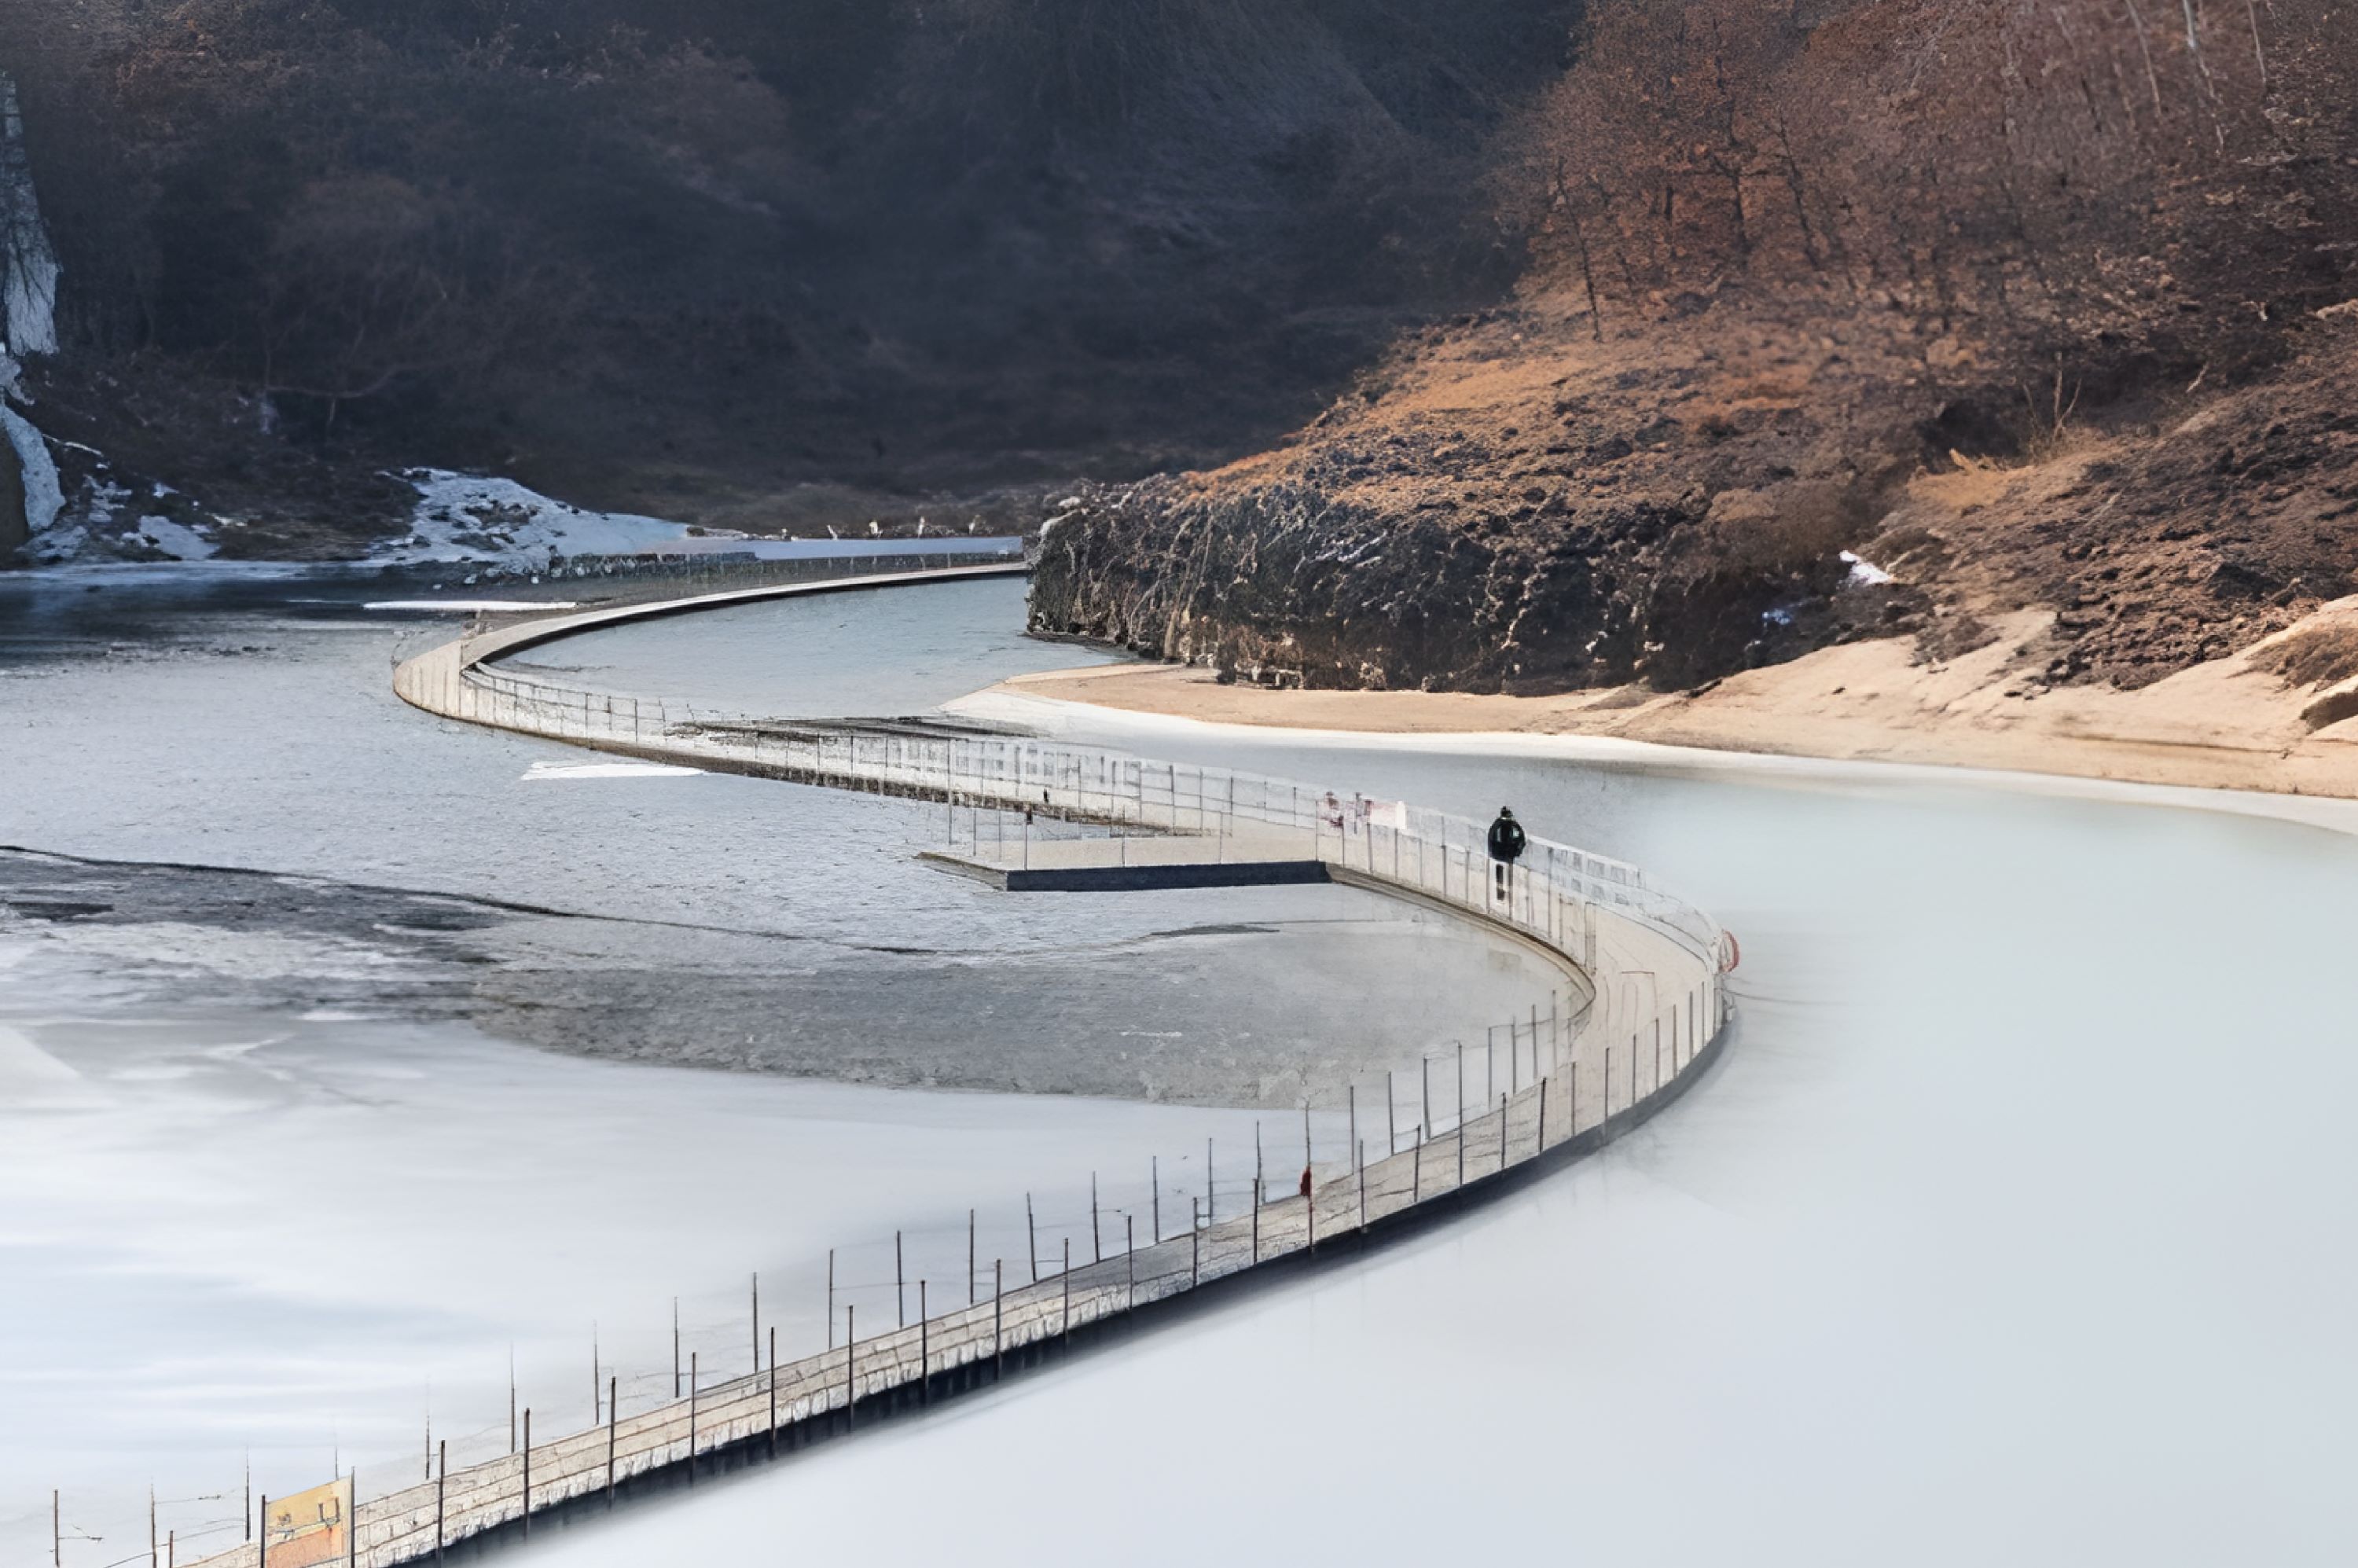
0 1022 79 1089
365 598 578 612
521 759 704 780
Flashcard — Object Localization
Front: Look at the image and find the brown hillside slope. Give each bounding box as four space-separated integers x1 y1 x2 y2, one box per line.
1029 0 2358 737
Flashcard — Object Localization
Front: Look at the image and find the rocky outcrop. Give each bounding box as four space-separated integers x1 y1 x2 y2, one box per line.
0 402 56 558
0 411 24 556
0 72 56 358
0 65 59 561
1030 307 1934 693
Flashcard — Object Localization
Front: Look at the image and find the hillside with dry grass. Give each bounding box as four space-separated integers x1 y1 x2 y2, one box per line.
1031 0 2358 714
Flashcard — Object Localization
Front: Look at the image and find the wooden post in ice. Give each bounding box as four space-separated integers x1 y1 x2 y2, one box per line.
1092 1174 1101 1263
1151 1157 1160 1243
1027 1194 1038 1283
438 1441 447 1555
605 1383 616 1503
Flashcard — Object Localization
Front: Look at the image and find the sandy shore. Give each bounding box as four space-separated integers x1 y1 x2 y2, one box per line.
990 603 2358 802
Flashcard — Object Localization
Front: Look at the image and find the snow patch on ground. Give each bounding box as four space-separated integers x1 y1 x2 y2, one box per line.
380 469 700 566
1840 549 1894 587
2 402 61 532
130 515 219 560
2 410 226 564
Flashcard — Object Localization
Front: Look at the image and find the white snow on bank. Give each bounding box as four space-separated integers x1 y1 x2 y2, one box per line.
1840 549 1894 587
378 469 701 566
1 404 223 563
130 515 219 560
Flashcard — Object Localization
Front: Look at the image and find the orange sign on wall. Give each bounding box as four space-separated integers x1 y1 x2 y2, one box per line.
263 1477 352 1568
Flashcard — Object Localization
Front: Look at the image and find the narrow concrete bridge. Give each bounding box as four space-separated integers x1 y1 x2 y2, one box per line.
185 562 1735 1568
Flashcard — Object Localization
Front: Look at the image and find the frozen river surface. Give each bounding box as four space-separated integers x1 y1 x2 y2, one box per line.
0 571 1549 1559
7 570 2357 1565
543 644 2358 1563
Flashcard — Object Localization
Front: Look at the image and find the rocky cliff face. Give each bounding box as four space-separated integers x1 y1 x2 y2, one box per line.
0 69 58 557
0 73 57 361
1033 0 2358 696
1030 303 1934 691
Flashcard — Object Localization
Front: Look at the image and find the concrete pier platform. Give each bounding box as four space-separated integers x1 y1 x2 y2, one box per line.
920 825 1332 892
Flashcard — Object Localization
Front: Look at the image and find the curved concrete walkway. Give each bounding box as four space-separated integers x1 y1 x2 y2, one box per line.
255 563 1740 1568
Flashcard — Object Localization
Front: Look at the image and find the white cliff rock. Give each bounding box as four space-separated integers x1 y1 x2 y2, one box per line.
0 72 59 359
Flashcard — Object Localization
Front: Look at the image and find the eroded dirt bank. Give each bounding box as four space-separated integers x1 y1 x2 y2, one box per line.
995 592 2358 801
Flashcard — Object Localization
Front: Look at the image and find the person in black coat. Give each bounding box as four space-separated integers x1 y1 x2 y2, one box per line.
1486 807 1526 901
